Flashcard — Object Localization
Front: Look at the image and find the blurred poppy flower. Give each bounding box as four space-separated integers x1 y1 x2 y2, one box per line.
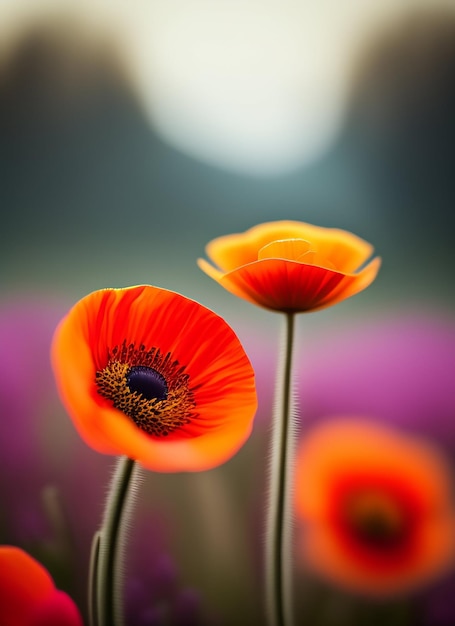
0 545 83 626
295 419 455 596
51 285 257 472
198 221 380 312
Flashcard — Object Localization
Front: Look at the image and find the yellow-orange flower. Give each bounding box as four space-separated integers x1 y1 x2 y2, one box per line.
0 546 83 626
198 221 381 312
295 419 455 595
51 285 257 472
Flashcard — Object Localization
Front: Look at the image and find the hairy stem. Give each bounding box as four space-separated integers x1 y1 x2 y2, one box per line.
265 312 296 626
94 456 136 626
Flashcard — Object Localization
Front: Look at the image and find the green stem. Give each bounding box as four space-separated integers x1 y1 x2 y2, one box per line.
95 456 136 626
265 312 296 626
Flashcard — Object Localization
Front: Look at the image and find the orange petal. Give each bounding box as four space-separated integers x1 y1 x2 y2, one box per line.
103 414 254 472
0 547 82 626
204 221 374 273
52 285 257 471
313 256 382 311
258 239 312 261
33 592 83 626
210 260 346 313
296 251 337 271
0 547 53 626
197 258 251 302
204 221 317 272
301 228 374 273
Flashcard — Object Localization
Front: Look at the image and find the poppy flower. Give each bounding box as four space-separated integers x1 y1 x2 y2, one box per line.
198 220 381 313
51 285 257 472
0 546 83 626
295 419 455 595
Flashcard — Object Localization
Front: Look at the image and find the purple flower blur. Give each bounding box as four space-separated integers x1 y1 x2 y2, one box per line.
124 512 217 626
0 297 68 543
299 313 455 453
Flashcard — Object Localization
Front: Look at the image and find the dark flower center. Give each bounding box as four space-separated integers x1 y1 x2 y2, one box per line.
353 510 405 549
126 366 168 401
344 491 408 550
95 341 196 437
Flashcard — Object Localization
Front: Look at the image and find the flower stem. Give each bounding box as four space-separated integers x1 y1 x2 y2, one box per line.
93 456 136 626
265 312 296 626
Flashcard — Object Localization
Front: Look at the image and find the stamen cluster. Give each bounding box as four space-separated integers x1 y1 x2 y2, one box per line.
96 341 196 436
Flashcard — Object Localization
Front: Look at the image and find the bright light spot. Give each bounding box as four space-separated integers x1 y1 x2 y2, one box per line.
1 0 452 175
127 1 349 176
123 0 422 176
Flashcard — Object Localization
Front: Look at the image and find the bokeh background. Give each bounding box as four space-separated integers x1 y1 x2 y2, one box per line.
1 0 455 624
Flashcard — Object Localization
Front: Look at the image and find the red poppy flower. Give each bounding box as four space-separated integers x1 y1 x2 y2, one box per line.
198 221 380 313
295 419 455 595
51 285 257 472
0 546 83 626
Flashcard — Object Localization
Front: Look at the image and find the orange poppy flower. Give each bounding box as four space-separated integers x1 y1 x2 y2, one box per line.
51 285 257 472
198 221 381 312
0 546 83 626
295 419 455 595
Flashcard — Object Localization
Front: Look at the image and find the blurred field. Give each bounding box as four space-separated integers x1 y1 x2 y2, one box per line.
1 2 455 625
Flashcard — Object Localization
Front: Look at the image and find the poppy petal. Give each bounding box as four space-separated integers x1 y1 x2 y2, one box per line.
257 239 313 261
33 592 84 626
213 260 346 312
0 547 53 625
205 221 374 273
314 257 382 311
301 228 374 273
0 547 82 626
99 415 253 472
